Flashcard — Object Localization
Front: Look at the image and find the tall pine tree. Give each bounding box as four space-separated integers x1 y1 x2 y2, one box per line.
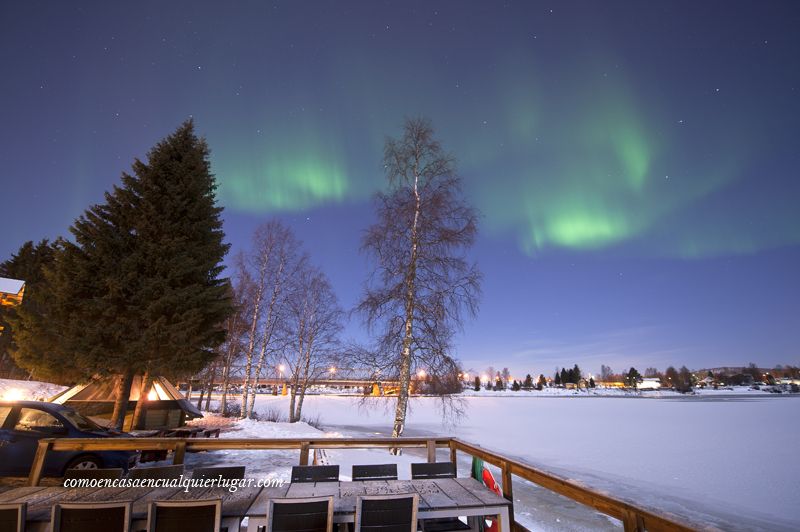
14 120 231 428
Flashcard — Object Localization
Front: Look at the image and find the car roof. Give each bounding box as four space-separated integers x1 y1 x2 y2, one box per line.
0 400 68 412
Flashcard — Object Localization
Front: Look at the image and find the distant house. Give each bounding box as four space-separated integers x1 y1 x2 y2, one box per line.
697 377 717 388
597 381 625 389
638 378 662 390
0 277 25 307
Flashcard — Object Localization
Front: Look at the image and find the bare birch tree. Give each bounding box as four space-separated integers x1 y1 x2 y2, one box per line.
282 262 343 422
237 221 302 419
245 224 301 418
358 118 481 448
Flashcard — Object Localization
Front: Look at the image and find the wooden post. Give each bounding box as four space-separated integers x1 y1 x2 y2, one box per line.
299 442 310 465
622 510 644 532
28 439 53 486
449 440 457 471
426 440 436 463
501 460 515 531
173 441 186 465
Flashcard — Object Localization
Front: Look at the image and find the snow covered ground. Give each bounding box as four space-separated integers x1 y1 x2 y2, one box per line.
0 378 65 401
221 393 799 531
4 378 797 530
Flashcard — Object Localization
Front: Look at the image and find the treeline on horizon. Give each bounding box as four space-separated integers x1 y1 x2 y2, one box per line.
471 362 800 393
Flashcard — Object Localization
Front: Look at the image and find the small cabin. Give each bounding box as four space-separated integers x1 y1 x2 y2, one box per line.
49 375 202 430
0 277 25 307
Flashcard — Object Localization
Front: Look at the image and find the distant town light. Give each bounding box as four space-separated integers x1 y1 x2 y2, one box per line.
480 374 489 383
329 367 336 374
418 369 427 378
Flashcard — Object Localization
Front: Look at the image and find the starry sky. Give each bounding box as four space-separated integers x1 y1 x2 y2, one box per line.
1 1 799 375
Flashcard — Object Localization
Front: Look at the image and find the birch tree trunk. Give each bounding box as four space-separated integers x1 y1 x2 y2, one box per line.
240 279 264 418
391 165 421 451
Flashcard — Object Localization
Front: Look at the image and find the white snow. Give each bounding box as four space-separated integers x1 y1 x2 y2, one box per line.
3 378 797 530
0 378 65 401
233 393 800 531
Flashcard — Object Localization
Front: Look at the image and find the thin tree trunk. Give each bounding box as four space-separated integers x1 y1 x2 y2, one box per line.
248 343 267 419
391 168 421 452
110 370 134 430
247 265 283 418
240 276 265 418
288 379 297 422
184 382 192 400
204 368 214 411
220 331 236 416
130 370 151 430
196 384 205 409
294 342 313 422
295 384 306 421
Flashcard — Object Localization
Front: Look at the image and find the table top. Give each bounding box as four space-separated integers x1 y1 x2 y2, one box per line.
249 478 509 518
0 477 509 522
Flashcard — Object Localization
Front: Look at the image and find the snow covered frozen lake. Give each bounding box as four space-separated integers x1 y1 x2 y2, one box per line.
240 393 799 531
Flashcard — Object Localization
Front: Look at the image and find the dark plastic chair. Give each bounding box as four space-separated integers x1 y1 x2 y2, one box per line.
410 463 470 532
128 464 185 480
355 494 418 532
0 502 26 532
52 501 131 532
191 466 245 480
290 465 339 483
146 499 221 532
267 496 333 532
410 462 456 480
63 468 124 481
352 464 398 481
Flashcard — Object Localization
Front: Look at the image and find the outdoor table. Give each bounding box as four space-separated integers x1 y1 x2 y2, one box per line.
246 478 512 532
0 477 510 532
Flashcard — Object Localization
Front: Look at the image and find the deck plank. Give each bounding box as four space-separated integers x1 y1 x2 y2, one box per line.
165 486 263 517
246 484 291 517
22 488 103 521
412 479 458 510
433 478 484 508
0 487 50 503
453 478 508 506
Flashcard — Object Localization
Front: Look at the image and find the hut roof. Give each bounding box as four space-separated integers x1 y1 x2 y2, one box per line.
50 375 202 419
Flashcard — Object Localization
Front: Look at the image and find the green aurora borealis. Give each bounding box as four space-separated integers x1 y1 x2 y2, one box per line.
210 49 794 259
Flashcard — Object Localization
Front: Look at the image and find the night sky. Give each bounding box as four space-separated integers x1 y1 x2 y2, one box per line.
1 1 798 375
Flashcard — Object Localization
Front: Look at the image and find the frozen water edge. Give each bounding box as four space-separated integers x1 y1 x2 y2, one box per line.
218 393 799 532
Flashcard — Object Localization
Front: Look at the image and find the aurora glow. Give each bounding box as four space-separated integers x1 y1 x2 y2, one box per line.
2 1 799 369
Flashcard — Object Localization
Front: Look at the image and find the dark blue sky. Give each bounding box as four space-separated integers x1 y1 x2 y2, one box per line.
1 1 798 375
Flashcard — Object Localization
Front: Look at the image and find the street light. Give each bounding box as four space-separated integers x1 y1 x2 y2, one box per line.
418 369 427 378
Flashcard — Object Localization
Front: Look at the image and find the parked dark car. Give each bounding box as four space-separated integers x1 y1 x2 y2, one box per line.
0 401 139 477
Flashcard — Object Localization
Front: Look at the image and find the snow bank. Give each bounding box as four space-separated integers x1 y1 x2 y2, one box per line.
0 378 65 401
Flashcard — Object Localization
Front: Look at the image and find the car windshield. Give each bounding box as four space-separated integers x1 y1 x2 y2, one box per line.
60 409 107 432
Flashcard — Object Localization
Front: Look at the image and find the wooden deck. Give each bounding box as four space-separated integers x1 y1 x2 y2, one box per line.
20 436 697 532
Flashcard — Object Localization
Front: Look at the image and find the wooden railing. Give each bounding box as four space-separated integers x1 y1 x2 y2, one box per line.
27 436 696 532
